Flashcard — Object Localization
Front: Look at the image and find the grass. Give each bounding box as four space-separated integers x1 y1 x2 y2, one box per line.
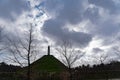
30 55 67 72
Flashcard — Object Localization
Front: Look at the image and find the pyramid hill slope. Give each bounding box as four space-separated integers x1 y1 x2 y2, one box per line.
30 55 67 72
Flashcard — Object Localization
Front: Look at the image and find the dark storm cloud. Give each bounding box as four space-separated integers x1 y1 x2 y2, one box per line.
55 0 84 24
37 0 120 48
97 22 120 37
43 19 92 47
42 0 92 47
84 6 100 23
0 0 30 21
44 0 85 24
84 0 120 38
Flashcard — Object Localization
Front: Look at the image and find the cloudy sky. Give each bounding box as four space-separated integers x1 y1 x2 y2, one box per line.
0 0 120 66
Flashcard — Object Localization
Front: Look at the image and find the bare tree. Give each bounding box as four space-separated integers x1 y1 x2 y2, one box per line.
56 40 84 80
93 53 109 64
5 24 40 80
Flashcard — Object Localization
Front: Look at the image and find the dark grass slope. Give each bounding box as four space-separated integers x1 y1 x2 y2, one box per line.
30 55 67 72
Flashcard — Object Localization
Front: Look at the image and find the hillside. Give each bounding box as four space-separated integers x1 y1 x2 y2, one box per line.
30 55 67 72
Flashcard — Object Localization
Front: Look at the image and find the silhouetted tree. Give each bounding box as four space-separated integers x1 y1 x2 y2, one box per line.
56 40 84 80
5 23 40 80
93 52 109 64
0 62 21 72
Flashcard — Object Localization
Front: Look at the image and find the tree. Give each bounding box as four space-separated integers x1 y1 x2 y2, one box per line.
56 40 84 80
92 52 109 80
93 53 109 64
5 23 40 80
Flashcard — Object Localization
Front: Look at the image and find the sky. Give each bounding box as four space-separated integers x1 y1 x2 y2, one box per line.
0 0 120 66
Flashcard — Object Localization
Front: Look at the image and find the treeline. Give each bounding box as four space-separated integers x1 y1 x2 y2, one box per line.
1 61 120 74
1 61 120 80
0 62 22 80
0 62 21 73
72 61 120 79
75 61 120 72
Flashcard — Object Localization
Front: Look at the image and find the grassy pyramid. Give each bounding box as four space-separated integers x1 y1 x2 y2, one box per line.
30 55 67 72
